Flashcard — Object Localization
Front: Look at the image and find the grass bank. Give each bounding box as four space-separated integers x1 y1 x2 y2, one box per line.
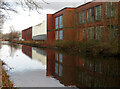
13 40 120 57
2 67 14 88
1 61 14 88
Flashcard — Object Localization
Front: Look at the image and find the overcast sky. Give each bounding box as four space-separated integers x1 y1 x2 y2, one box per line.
2 0 93 33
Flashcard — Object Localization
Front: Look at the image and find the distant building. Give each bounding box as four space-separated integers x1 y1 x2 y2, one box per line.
22 27 32 41
32 20 47 41
47 0 120 42
22 21 47 41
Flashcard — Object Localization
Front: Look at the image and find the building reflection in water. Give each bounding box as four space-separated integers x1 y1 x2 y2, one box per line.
46 50 120 88
21 46 120 87
32 47 46 65
22 45 32 58
22 45 46 65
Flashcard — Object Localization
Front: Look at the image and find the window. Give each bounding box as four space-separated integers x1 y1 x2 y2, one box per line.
59 53 62 63
55 63 58 74
56 31 58 40
59 15 63 28
96 5 102 21
108 25 119 40
59 64 63 77
59 30 63 40
83 28 86 40
88 27 95 40
55 17 59 29
106 2 116 18
87 7 94 22
96 26 104 40
80 11 85 24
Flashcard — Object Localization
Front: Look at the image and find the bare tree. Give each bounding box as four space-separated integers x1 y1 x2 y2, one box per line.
0 0 48 35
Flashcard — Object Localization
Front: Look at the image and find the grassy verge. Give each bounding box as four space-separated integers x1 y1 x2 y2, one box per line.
2 67 14 88
53 40 120 57
13 40 120 57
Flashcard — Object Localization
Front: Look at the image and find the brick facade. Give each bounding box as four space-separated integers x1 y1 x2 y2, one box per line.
22 27 32 41
47 1 120 43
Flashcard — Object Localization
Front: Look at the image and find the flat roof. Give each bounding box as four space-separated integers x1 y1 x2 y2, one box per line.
53 7 75 15
52 1 94 15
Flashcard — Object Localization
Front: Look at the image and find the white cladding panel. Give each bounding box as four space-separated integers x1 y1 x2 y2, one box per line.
32 20 47 37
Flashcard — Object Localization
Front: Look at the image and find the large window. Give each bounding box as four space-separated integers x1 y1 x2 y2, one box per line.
96 26 104 40
56 31 58 40
55 15 63 29
55 17 59 29
80 11 85 24
59 15 63 28
59 30 63 40
96 5 102 21
106 2 116 18
87 7 95 22
88 27 95 40
108 25 119 40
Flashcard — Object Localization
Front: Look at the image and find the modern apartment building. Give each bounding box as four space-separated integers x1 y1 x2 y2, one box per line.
47 0 120 42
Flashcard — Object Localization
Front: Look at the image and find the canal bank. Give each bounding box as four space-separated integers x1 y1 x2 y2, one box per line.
13 40 120 57
0 60 14 88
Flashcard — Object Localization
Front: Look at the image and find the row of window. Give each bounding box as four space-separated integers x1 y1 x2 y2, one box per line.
55 15 63 29
82 25 119 40
56 30 63 40
79 2 116 24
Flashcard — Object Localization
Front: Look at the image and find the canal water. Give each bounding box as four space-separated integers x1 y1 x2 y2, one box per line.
0 41 120 88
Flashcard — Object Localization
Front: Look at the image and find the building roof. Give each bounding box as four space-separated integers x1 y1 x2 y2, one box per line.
52 0 94 15
53 7 75 15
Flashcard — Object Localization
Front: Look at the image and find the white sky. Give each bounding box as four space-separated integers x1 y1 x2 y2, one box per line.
2 0 93 33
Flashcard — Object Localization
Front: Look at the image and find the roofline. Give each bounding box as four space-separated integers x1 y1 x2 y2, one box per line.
52 0 94 15
76 1 94 9
53 7 75 15
22 27 32 31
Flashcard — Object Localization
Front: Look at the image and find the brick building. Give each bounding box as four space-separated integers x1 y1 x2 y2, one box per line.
47 1 120 42
22 27 32 41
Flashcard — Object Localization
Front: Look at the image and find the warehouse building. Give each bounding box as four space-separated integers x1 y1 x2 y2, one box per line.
22 21 47 41
32 20 47 41
47 0 120 42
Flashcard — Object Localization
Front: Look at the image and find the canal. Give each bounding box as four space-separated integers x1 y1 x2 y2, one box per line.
0 41 120 88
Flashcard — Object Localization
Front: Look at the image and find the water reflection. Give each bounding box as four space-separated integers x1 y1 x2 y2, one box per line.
32 47 46 65
0 41 120 87
46 50 120 88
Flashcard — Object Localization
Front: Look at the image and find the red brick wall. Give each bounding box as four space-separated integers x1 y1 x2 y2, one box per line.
47 2 119 43
76 2 119 41
47 14 55 43
22 27 32 41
